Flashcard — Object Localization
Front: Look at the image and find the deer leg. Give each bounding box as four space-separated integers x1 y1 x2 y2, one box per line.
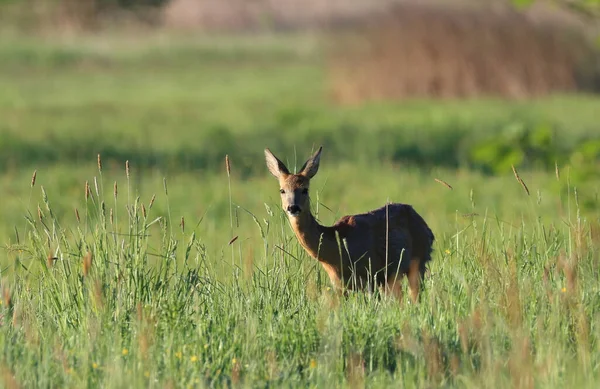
407 257 422 303
387 280 404 302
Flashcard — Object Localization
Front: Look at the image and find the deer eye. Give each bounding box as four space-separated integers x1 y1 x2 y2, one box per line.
280 189 285 194
302 188 309 194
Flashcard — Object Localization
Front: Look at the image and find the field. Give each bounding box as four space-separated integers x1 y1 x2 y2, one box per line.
0 32 599 388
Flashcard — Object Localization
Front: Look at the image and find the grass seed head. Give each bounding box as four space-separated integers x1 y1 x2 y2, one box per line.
113 181 118 199
141 204 147 219
511 165 530 196
75 208 80 223
37 204 43 222
97 153 102 172
180 216 184 232
85 181 90 201
434 178 453 190
149 194 156 210
110 208 114 225
31 170 37 188
126 160 130 179
225 154 231 177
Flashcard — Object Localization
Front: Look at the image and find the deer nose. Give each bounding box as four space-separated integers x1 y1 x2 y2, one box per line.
287 205 301 216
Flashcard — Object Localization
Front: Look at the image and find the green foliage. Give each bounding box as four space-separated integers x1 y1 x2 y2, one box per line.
468 121 563 174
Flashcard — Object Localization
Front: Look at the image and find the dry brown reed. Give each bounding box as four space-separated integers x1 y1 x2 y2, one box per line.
327 3 595 104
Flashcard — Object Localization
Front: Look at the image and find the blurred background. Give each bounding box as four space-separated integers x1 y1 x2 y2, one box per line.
0 0 599 242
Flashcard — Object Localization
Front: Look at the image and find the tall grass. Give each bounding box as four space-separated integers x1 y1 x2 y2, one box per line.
0 155 598 388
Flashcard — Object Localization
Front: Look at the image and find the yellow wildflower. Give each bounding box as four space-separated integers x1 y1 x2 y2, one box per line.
190 355 198 362
232 358 237 364
445 249 451 255
309 359 317 369
144 371 150 378
204 343 209 349
92 363 99 369
175 351 182 359
561 287 567 293
122 348 129 356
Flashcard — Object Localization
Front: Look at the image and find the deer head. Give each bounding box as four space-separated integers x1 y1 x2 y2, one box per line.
264 146 322 218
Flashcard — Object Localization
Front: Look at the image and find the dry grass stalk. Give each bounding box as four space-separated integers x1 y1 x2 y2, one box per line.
232 358 241 386
149 194 156 210
141 204 147 219
225 154 231 177
82 252 92 277
97 153 102 172
30 170 37 188
47 253 55 268
346 352 365 389
163 178 168 196
93 281 104 310
508 336 534 389
125 160 130 179
180 216 185 232
434 178 453 190
423 332 444 384
228 236 238 245
94 177 99 197
511 165 530 196
0 364 20 389
85 181 90 201
2 287 11 311
113 181 118 199
75 208 81 223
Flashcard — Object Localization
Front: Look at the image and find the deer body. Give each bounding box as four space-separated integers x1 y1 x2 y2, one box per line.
264 146 434 301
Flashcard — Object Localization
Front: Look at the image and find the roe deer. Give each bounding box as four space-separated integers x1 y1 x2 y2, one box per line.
264 146 435 302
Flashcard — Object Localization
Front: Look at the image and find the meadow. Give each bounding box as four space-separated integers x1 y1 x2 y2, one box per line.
0 32 599 388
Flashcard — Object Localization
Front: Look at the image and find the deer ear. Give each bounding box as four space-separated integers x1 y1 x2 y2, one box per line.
264 148 290 178
299 146 322 179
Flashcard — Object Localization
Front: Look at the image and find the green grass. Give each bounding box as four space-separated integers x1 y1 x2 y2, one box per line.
0 32 599 388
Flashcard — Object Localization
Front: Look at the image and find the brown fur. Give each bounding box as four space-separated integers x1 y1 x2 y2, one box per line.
265 146 435 302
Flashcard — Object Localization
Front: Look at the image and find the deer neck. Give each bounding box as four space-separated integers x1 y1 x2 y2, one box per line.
288 210 339 264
